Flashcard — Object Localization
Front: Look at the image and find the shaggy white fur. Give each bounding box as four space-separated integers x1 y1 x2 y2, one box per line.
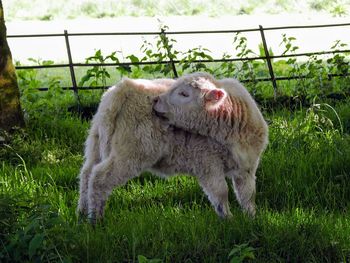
153 73 268 216
78 78 238 223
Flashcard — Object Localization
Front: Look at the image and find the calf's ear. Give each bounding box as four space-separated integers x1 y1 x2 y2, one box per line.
205 89 225 102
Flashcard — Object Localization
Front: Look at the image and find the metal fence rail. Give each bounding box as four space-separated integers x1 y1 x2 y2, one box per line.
8 22 350 99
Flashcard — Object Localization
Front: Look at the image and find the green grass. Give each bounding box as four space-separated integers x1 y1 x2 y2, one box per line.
3 0 350 20
1 96 349 262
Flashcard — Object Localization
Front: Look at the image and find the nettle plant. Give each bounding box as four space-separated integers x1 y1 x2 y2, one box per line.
17 27 350 118
78 49 149 92
327 40 350 91
137 25 217 76
279 34 309 96
215 33 268 97
280 34 350 97
215 33 259 80
139 36 176 77
137 24 180 77
79 49 119 88
77 29 349 100
232 33 259 82
179 46 214 73
16 58 65 120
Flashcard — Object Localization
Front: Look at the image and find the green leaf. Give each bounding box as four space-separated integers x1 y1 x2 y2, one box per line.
331 40 340 49
28 57 39 64
90 80 98 87
138 255 148 263
142 65 152 72
42 60 54 66
127 55 140 63
79 74 92 86
28 233 44 258
137 255 162 263
286 43 291 50
230 256 242 263
244 251 255 259
228 246 241 258
154 64 162 72
95 49 103 61
182 63 190 71
104 71 111 79
106 52 119 63
145 49 153 58
24 219 39 234
117 65 132 74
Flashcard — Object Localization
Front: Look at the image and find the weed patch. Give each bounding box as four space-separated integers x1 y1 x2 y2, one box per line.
1 100 349 262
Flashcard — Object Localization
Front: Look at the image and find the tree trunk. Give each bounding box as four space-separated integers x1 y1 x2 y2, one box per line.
0 0 24 131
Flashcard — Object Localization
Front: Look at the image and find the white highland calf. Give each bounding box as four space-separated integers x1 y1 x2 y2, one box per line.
78 78 237 223
153 73 268 216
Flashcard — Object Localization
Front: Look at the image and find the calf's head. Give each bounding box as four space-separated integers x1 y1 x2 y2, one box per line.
152 74 227 128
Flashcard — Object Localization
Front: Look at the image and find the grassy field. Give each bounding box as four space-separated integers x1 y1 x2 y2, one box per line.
4 38 350 261
0 88 349 261
2 1 350 261
3 0 349 20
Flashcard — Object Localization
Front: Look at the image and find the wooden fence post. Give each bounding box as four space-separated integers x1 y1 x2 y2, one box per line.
64 30 81 105
259 25 278 99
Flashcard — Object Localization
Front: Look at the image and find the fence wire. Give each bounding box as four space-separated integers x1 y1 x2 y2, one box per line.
9 22 350 100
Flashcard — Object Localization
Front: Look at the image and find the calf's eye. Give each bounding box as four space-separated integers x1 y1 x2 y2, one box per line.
179 91 189 97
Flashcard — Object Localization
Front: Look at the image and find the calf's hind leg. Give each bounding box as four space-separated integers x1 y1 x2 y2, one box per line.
78 129 101 216
78 161 98 216
87 154 141 223
198 175 232 219
230 154 259 217
232 172 256 217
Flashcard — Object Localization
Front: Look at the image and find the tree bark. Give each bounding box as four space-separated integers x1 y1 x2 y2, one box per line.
0 0 24 131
